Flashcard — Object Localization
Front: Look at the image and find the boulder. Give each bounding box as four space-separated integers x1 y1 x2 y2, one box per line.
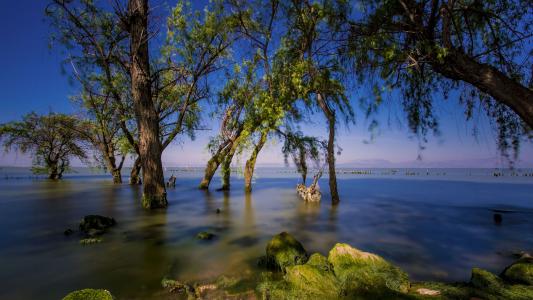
327 243 410 296
79 215 116 237
284 254 340 298
471 268 533 300
62 289 113 300
265 232 308 271
502 257 533 285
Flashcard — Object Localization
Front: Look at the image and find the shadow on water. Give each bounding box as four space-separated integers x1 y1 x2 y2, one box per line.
0 175 532 299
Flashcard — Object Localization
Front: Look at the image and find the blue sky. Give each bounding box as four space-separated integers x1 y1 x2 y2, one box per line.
1 1 532 168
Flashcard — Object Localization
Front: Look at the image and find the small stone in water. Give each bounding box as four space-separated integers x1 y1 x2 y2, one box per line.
416 288 441 296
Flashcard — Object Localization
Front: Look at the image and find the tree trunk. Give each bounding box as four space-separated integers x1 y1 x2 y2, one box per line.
220 144 238 191
432 48 533 129
199 141 232 189
244 131 268 193
112 169 122 184
317 93 339 205
130 156 142 185
48 161 60 180
128 0 167 209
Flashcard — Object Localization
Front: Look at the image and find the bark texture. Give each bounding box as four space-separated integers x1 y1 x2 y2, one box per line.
128 0 167 208
244 131 268 193
129 156 142 185
199 140 232 189
317 93 339 205
432 49 533 129
220 145 237 191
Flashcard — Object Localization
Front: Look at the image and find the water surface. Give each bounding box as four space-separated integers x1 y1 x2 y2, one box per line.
0 167 532 299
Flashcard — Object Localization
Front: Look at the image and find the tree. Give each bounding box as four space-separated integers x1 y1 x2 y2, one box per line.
47 0 141 185
73 91 131 183
0 113 88 179
342 0 532 160
281 0 355 204
48 0 234 208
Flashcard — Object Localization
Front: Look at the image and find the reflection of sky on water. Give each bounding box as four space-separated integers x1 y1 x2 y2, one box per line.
0 174 532 299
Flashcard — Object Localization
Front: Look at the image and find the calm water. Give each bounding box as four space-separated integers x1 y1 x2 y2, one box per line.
0 167 533 299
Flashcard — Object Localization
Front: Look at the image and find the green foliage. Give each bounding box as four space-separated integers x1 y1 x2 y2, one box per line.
343 0 532 161
0 112 89 179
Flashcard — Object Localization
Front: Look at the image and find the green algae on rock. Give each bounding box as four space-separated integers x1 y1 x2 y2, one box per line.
62 289 113 300
471 267 533 300
328 243 410 296
502 257 533 285
264 232 308 271
285 258 340 298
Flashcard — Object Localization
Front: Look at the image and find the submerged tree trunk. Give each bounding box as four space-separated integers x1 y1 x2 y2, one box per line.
199 141 232 189
128 0 167 209
432 49 533 129
48 160 60 180
129 156 142 185
317 93 339 205
244 131 268 193
220 144 238 191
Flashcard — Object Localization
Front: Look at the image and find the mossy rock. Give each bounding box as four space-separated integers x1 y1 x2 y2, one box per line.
79 215 116 237
328 243 410 296
196 231 215 240
471 268 533 300
502 257 533 285
306 253 334 273
62 289 113 300
284 257 341 298
265 232 308 271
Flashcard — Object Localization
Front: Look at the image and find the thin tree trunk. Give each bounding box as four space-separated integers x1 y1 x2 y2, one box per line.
244 131 268 193
317 93 339 205
220 143 238 191
128 0 167 209
432 48 533 128
199 141 232 189
130 156 142 185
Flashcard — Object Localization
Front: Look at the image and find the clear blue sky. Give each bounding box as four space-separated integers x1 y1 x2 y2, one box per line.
1 1 532 168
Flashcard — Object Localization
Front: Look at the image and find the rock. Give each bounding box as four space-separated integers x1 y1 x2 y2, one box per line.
416 288 441 296
265 232 308 271
471 268 533 299
284 254 340 298
409 282 471 299
502 257 533 285
64 228 74 236
79 215 116 237
161 278 194 294
327 243 410 296
79 238 102 245
196 231 215 240
62 289 113 300
296 183 321 202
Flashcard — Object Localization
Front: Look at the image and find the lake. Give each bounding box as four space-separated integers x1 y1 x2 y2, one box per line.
0 167 532 299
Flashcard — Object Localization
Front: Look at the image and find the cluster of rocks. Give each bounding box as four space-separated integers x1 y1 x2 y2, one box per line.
62 232 533 299
64 215 117 245
256 232 533 300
